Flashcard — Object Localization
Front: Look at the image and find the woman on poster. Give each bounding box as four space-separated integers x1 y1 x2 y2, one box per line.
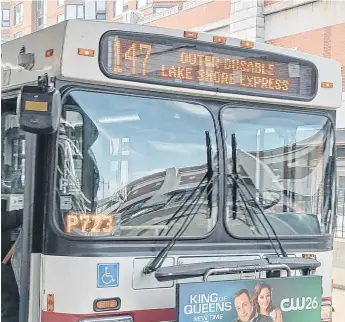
252 282 283 322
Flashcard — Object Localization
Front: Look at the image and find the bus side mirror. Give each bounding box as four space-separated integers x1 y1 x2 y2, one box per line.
18 84 62 134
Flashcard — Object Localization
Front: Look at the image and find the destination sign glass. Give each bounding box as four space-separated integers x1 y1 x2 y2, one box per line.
99 32 317 100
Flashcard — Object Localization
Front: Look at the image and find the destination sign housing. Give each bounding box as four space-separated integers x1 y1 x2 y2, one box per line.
99 32 317 101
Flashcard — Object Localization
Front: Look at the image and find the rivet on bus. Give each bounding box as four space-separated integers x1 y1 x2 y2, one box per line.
78 48 95 57
45 49 54 57
321 82 333 89
240 40 254 49
183 31 198 39
213 36 227 44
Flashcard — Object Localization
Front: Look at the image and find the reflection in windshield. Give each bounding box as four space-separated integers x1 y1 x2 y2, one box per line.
57 91 218 237
1 113 25 195
222 107 335 237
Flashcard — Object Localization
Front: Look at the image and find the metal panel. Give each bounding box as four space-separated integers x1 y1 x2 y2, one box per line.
1 20 342 109
58 20 342 110
1 22 67 90
41 250 333 315
176 255 261 283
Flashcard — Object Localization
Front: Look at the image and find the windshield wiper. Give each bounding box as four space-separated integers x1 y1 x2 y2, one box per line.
231 133 238 220
120 131 213 224
229 133 287 258
205 130 214 217
143 173 214 274
143 131 215 274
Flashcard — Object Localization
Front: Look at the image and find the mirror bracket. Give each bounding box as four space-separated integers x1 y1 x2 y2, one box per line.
37 73 49 93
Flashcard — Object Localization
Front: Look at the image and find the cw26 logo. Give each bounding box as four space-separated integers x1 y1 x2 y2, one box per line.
280 297 319 312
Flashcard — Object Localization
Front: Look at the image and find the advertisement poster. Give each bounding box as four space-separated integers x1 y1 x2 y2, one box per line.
177 276 321 322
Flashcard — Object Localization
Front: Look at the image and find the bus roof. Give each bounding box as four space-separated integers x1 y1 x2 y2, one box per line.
1 20 342 110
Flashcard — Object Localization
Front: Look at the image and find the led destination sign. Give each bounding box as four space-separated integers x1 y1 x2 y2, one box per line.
99 32 317 100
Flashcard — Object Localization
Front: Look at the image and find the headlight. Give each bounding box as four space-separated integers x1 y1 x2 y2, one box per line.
79 316 133 322
321 301 332 322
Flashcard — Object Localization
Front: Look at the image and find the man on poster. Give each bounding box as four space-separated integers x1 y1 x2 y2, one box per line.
232 289 273 322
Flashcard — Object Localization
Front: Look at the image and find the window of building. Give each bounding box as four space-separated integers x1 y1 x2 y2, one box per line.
338 146 345 159
66 4 84 20
95 0 106 20
1 36 11 44
339 176 345 189
113 1 116 17
14 31 23 39
14 3 23 26
37 0 45 30
123 0 128 12
37 16 44 29
1 9 10 27
57 0 64 7
57 13 65 23
37 0 44 13
77 5 84 18
115 0 130 17
136 0 147 9
153 6 172 14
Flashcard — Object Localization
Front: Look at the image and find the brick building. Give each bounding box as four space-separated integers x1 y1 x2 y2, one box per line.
1 0 345 182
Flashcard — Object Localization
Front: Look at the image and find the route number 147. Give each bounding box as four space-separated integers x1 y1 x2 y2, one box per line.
113 40 152 76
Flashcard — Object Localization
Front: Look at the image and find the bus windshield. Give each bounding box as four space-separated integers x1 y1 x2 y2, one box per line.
221 106 335 237
57 90 218 238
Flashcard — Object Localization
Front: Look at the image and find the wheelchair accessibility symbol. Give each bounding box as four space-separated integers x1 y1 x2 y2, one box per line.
97 263 119 288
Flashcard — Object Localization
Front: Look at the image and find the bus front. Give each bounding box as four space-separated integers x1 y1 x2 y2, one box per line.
6 20 342 322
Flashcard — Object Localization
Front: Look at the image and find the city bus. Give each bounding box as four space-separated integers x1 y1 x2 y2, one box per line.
1 19 342 322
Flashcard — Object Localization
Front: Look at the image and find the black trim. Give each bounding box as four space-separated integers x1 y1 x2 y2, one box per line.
31 135 46 254
19 133 37 322
39 80 335 256
155 257 321 282
98 30 319 102
176 284 181 322
44 237 333 257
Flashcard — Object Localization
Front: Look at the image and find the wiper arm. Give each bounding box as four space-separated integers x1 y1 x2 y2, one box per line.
143 132 216 274
205 130 213 218
231 133 238 220
160 131 214 232
143 173 214 274
121 139 213 224
229 133 287 258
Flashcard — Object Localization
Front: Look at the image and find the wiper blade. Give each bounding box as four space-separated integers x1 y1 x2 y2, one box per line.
155 257 320 282
229 133 287 258
143 131 216 274
231 133 238 220
205 130 214 217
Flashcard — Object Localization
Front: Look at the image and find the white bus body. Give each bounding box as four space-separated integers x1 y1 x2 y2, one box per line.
1 20 342 322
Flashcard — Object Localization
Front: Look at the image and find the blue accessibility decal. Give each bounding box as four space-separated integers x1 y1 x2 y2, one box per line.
97 263 119 288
